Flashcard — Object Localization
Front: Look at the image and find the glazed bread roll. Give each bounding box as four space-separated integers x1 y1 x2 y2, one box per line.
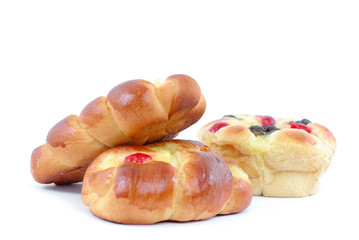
31 74 206 184
198 114 336 197
81 140 252 224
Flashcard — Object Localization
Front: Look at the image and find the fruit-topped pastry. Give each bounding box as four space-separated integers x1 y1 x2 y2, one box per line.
82 140 252 224
198 114 336 197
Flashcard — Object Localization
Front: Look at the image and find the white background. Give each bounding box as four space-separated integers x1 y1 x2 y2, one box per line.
1 0 358 239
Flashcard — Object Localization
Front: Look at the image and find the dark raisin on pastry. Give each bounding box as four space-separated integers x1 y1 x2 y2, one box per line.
291 119 311 125
223 115 237 119
249 125 279 136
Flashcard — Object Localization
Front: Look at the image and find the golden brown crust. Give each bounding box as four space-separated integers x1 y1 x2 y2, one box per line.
165 74 201 116
31 145 90 184
31 115 108 184
173 151 233 221
45 115 108 166
31 74 206 184
198 114 336 197
81 140 252 224
219 159 252 214
79 96 132 147
107 80 168 138
113 162 177 211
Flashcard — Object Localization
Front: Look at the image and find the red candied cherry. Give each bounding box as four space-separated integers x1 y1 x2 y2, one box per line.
287 122 312 134
209 122 229 133
255 115 276 126
124 153 152 163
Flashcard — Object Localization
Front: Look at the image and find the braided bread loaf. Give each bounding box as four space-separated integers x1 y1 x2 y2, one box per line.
81 140 252 224
198 114 336 197
31 74 206 184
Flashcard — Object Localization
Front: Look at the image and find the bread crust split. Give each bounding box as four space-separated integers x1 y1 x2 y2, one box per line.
198 114 336 197
81 140 252 224
31 74 206 184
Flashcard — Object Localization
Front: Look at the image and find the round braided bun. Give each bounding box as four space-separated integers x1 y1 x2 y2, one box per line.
82 140 252 224
31 74 206 184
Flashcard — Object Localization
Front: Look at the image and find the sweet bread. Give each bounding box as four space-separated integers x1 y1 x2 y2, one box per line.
31 74 206 184
198 114 336 197
81 140 252 224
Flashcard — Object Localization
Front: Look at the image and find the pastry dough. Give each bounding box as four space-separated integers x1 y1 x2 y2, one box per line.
31 74 206 184
82 140 252 224
198 114 336 197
